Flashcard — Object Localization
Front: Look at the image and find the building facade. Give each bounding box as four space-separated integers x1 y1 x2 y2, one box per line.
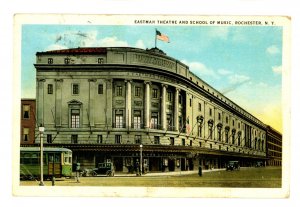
28 47 268 172
266 126 282 166
20 99 36 144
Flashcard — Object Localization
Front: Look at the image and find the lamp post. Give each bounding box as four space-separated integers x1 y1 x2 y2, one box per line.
39 125 45 186
139 144 143 176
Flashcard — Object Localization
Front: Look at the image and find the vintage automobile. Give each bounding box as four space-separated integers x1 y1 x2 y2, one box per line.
255 161 265 167
226 161 240 171
82 162 115 177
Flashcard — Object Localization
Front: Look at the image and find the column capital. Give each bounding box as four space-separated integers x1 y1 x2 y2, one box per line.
124 79 133 83
37 78 46 82
144 80 152 85
88 78 97 82
161 83 168 88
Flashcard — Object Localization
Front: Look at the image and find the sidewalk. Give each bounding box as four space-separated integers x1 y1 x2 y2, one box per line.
114 168 225 177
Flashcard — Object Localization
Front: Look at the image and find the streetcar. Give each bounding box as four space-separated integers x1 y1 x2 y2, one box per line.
20 147 72 180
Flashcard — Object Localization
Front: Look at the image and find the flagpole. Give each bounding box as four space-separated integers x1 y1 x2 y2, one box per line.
155 28 157 48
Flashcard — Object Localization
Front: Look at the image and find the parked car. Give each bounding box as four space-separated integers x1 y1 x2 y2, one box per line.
226 161 240 171
82 162 115 177
255 161 264 167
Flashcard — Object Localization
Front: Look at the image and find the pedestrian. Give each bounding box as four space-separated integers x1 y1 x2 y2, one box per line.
76 162 80 183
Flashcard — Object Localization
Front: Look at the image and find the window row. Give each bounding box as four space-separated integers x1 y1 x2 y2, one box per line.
47 57 105 65
46 83 104 95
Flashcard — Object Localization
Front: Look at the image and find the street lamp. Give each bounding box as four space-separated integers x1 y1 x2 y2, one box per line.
39 125 45 186
139 144 143 176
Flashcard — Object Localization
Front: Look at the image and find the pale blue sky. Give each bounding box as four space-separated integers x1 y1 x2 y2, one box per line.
21 24 283 131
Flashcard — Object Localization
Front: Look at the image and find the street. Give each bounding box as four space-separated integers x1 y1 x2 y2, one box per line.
20 167 281 188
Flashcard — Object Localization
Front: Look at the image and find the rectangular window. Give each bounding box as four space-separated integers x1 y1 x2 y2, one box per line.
115 135 122 144
98 84 103 94
209 108 212 116
167 91 172 102
97 135 103 144
154 136 160 144
115 110 124 128
199 142 202 147
133 110 141 129
116 86 122 96
226 116 229 124
48 58 53 64
218 113 221 120
71 135 78 144
170 137 174 145
152 88 158 98
23 128 29 142
72 84 79 95
135 87 141 97
190 98 192 107
47 84 53 94
150 112 159 129
71 109 80 128
64 58 70 64
179 94 182 104
98 58 104 64
167 114 173 130
198 103 201 111
232 120 235 126
23 105 30 119
135 135 141 144
47 134 52 143
182 138 185 146
198 126 202 137
190 140 192 146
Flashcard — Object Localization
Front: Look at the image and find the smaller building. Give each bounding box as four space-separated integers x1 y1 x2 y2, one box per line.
20 99 36 144
266 126 282 166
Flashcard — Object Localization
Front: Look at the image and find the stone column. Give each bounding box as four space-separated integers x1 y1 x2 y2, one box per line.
88 79 96 127
125 80 132 128
144 81 151 129
55 79 63 127
105 79 113 129
161 84 167 130
37 78 45 126
174 88 180 131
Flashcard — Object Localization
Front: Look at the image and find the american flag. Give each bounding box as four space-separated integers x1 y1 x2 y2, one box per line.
156 30 170 43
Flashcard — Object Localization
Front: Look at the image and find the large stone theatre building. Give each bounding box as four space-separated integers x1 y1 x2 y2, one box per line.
31 47 269 173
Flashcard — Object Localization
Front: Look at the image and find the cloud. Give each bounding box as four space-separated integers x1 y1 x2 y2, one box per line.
228 74 250 84
98 36 129 47
266 45 280 55
272 65 282 74
217 69 232 76
134 39 146 49
207 27 230 40
181 60 217 78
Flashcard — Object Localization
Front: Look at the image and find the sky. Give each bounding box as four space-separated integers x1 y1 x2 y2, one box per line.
21 24 283 132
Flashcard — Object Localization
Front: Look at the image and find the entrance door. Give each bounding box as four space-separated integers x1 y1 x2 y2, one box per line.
48 153 61 177
113 157 123 172
181 158 186 171
168 159 175 171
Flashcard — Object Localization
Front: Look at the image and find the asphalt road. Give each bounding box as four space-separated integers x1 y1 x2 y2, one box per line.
20 166 281 188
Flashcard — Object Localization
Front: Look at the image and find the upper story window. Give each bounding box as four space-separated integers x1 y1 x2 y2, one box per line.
22 105 30 119
154 136 160 145
72 84 79 95
209 108 212 116
98 84 104 94
115 135 122 144
64 58 70 64
170 137 175 145
198 103 202 111
71 109 80 128
167 91 172 102
218 113 221 120
47 134 52 143
23 128 29 141
98 58 104 64
152 88 158 99
179 94 182 104
47 84 53 94
135 87 141 97
48 58 53 64
116 86 123 96
97 135 103 144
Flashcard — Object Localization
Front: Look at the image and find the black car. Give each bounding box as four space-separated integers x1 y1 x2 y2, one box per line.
226 161 240 171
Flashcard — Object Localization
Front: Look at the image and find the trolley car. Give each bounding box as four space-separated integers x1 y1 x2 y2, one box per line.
20 147 72 180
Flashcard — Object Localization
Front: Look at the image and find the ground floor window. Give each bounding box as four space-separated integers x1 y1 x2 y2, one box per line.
71 134 78 143
115 135 122 144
